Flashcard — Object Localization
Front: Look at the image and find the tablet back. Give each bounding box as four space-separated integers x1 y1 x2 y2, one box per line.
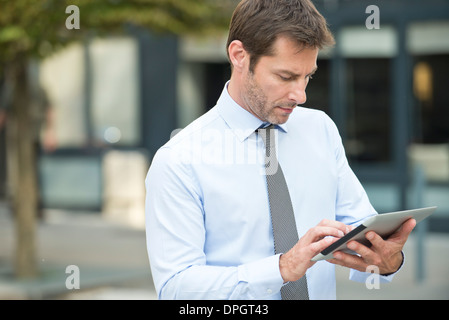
357 206 437 247
311 206 437 261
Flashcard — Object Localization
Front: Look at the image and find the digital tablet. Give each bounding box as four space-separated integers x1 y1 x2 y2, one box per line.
311 206 437 262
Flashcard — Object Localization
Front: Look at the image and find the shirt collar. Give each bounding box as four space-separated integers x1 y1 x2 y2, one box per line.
217 81 288 142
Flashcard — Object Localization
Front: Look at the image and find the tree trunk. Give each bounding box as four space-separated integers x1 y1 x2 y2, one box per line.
6 59 38 278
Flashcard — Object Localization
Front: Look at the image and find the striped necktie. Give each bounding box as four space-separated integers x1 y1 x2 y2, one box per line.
257 124 309 300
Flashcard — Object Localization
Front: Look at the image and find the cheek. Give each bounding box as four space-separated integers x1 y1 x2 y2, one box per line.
256 73 282 95
252 70 289 104
262 81 290 104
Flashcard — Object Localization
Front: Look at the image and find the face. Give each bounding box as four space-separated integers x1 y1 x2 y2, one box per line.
240 37 319 124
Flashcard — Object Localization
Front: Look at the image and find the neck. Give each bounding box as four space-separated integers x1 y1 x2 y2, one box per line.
227 76 243 109
227 75 264 122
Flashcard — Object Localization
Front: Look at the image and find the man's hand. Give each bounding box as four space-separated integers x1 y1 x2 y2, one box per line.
279 219 351 283
328 218 417 275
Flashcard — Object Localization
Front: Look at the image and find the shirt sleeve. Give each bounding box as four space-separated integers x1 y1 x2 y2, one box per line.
324 114 377 225
145 146 284 300
323 114 404 283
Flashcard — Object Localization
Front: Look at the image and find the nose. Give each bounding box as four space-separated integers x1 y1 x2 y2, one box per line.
288 82 307 105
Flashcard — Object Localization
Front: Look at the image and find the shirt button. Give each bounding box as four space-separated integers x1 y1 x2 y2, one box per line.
266 288 272 294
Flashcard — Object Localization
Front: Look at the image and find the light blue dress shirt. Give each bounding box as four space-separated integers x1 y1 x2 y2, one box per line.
145 82 397 300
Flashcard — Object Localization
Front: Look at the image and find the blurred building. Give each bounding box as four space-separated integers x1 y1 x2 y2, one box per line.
6 0 447 230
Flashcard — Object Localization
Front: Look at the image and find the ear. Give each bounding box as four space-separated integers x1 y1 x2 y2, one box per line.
228 40 248 73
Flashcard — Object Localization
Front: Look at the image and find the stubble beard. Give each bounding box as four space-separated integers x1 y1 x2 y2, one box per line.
242 72 293 125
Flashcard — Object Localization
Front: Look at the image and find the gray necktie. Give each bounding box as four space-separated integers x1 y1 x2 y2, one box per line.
258 124 309 300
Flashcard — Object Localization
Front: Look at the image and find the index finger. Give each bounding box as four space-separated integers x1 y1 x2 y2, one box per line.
317 219 351 235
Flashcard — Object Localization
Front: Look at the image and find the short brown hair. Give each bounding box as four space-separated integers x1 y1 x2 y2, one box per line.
227 0 335 72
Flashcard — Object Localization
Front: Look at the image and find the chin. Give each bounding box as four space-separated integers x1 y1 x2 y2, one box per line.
269 114 291 125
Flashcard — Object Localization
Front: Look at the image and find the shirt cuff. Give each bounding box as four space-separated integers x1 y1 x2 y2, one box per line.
237 254 284 299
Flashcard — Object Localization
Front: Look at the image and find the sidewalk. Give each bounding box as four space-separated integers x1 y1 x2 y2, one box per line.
1 202 448 300
0 203 157 300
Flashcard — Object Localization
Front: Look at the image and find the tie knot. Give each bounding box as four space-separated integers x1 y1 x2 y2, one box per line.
257 123 275 132
256 123 276 147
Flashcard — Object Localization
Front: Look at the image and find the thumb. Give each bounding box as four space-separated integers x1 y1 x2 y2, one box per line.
309 236 338 256
389 218 417 244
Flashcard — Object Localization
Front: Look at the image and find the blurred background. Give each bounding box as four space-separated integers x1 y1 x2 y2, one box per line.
0 0 448 300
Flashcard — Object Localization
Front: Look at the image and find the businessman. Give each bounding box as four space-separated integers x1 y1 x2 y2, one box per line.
145 0 416 299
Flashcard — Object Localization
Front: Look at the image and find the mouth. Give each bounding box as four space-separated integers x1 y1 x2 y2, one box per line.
277 106 296 114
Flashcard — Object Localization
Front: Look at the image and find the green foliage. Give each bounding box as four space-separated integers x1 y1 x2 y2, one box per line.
0 0 233 66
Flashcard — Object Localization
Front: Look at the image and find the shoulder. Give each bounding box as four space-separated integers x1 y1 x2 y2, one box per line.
149 106 222 172
289 107 339 134
163 107 221 149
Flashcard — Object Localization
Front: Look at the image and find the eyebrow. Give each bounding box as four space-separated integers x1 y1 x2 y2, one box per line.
276 66 318 78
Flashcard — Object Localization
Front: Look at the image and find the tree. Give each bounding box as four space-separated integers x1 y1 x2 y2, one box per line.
0 0 233 278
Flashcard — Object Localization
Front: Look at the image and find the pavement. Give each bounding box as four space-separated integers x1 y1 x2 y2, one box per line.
1 201 448 300
0 202 156 300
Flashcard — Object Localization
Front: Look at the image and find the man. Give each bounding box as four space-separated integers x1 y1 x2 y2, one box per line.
145 0 415 300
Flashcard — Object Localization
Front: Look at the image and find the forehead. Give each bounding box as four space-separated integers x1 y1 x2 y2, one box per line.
260 36 319 70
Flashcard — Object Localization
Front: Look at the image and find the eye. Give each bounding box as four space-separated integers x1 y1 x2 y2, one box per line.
279 75 292 81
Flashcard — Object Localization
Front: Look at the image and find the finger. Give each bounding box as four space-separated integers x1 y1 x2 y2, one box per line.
351 235 398 268
365 231 386 250
318 219 351 234
309 236 339 255
346 239 379 263
328 251 368 273
303 226 345 244
397 218 417 238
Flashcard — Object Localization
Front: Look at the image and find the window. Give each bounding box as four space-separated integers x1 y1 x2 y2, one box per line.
345 58 392 164
40 42 87 148
412 54 449 144
304 58 330 115
40 37 141 149
89 38 141 147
